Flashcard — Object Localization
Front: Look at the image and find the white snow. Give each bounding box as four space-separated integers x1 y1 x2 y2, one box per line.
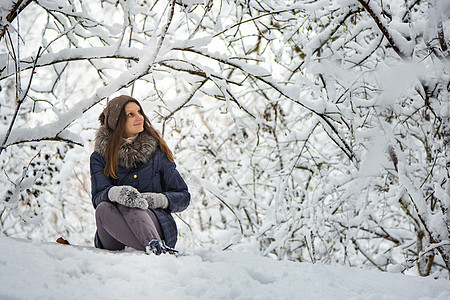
1 236 449 300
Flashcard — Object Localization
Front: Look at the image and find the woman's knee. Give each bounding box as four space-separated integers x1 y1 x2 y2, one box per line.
95 201 116 222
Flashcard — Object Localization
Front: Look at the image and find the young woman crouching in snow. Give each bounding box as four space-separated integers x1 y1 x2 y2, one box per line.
90 95 190 255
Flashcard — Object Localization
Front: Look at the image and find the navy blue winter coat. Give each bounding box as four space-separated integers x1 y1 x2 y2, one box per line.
90 128 190 248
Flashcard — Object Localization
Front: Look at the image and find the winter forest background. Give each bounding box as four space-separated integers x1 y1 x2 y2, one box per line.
0 0 449 278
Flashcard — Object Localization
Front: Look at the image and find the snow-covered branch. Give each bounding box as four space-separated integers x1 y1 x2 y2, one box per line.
0 0 448 276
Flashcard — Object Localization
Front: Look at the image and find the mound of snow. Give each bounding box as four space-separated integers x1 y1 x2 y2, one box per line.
0 236 449 299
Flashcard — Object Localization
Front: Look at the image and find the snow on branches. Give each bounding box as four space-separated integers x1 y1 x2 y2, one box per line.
0 0 448 277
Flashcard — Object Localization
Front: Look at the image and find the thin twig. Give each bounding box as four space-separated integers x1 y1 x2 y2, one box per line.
0 47 42 154
162 79 207 136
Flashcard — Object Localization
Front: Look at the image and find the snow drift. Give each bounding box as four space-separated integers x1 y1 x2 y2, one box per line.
1 236 449 300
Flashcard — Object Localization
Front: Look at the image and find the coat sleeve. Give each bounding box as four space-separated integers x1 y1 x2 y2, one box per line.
160 152 191 213
90 152 113 209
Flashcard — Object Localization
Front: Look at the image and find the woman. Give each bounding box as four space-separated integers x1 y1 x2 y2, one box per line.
90 95 190 255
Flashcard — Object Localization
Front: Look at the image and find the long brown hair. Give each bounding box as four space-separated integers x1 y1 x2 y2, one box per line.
103 99 174 178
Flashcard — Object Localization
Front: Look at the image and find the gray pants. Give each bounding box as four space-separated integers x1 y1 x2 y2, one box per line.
95 202 164 251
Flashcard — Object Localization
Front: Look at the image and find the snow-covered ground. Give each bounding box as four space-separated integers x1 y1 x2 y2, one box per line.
1 236 449 300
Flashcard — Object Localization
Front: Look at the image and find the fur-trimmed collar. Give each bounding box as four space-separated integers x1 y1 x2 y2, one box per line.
94 126 158 169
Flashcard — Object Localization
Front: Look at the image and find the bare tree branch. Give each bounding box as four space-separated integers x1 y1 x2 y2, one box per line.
0 0 33 41
1 47 42 154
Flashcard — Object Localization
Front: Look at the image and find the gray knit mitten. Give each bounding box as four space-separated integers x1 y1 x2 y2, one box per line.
142 192 169 209
108 185 148 209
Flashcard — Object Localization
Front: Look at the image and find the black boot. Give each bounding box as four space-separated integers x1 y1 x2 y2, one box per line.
160 240 179 256
146 239 163 255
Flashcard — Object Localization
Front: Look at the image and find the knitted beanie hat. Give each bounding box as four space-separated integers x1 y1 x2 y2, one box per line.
99 95 136 130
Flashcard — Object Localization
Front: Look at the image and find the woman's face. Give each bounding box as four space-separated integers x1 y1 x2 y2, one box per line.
123 102 144 138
